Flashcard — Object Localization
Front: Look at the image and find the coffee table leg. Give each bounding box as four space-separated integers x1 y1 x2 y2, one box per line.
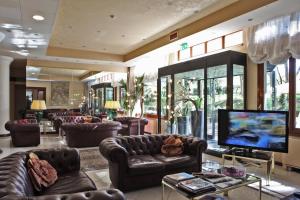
162 182 165 200
224 191 229 196
259 179 262 200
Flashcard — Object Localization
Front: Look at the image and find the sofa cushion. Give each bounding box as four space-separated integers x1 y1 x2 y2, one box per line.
154 154 197 170
128 155 165 175
41 171 96 195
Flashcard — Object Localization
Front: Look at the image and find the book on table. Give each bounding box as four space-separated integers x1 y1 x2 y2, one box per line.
177 178 216 194
164 172 195 185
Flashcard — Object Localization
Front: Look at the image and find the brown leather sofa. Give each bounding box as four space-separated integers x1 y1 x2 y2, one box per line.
61 121 122 148
5 119 40 147
100 134 207 191
113 117 148 135
53 116 101 134
0 148 126 200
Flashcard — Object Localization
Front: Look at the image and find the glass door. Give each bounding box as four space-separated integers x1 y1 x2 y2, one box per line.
159 76 171 134
173 69 205 137
206 65 227 141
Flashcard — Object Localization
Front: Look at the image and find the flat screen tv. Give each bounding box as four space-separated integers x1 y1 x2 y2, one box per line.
218 109 289 153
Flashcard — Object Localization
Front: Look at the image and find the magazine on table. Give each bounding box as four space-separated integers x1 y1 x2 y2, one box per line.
177 177 216 194
164 172 195 185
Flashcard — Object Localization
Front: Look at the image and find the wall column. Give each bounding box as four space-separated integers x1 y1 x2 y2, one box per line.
0 56 13 135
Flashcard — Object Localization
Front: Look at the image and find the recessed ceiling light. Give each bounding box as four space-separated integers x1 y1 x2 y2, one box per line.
32 15 45 21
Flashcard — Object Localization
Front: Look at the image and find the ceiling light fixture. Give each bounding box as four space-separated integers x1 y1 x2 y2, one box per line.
32 15 45 21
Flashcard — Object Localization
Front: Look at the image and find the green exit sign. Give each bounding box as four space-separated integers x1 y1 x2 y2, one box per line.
181 42 189 50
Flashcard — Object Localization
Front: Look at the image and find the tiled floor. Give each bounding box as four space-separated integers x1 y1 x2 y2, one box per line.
1 135 300 200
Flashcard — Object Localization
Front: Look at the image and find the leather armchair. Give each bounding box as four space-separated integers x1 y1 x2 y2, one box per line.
113 117 148 135
5 119 40 147
62 121 122 148
0 148 126 200
100 134 207 191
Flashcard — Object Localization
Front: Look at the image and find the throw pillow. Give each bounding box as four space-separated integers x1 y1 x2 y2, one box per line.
27 152 58 192
161 136 183 156
83 116 93 123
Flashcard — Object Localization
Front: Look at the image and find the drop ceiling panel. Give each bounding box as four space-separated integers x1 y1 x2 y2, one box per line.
49 0 238 55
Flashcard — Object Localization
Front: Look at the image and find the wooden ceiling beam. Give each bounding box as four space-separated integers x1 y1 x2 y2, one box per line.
47 46 124 62
79 71 101 81
27 59 127 73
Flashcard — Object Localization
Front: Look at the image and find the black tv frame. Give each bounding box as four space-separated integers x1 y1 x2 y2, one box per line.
218 109 289 153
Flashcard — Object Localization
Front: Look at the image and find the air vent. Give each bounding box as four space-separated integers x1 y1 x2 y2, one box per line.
169 31 178 41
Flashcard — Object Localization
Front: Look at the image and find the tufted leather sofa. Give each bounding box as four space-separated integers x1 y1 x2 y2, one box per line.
0 148 126 200
62 121 122 148
53 116 101 134
5 119 40 147
113 117 149 136
100 134 207 191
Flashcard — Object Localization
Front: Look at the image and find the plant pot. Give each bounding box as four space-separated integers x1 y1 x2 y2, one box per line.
191 110 204 139
177 116 191 135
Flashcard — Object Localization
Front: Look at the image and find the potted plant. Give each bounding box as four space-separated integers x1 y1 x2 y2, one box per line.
172 79 204 137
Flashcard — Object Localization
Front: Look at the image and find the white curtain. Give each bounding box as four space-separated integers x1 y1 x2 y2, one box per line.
246 10 300 64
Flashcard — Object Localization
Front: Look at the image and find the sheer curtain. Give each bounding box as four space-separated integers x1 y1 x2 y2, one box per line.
246 10 300 64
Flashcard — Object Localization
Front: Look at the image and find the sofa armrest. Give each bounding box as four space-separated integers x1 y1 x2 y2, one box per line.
187 138 207 156
28 189 126 200
29 148 80 175
92 117 101 123
99 138 128 164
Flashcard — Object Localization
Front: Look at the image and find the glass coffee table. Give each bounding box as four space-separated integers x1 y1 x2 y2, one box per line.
162 173 262 200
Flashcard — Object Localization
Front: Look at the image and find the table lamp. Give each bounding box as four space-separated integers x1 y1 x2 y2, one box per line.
31 100 47 122
104 100 120 119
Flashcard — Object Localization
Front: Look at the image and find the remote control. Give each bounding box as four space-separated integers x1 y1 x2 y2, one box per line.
294 192 300 198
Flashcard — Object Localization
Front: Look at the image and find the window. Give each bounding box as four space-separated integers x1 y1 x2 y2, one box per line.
192 43 205 57
179 48 190 60
207 37 222 53
144 80 157 114
233 64 245 109
259 58 300 134
225 31 243 48
264 61 289 111
296 59 300 128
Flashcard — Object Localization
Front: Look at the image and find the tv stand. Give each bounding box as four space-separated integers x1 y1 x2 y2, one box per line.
222 149 274 186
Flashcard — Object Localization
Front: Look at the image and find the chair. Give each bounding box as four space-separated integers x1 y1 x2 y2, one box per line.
5 119 40 147
113 117 148 135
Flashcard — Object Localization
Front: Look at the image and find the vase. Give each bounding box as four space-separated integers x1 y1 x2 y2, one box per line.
177 116 191 135
191 110 204 139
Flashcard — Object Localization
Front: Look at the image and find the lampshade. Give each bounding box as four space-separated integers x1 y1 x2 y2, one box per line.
31 100 47 110
104 101 120 110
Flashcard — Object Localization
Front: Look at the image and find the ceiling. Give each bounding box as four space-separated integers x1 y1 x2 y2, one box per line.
26 66 88 80
49 0 238 55
0 0 59 57
1 0 300 78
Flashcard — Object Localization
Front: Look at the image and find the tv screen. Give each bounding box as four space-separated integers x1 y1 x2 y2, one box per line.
218 110 289 153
